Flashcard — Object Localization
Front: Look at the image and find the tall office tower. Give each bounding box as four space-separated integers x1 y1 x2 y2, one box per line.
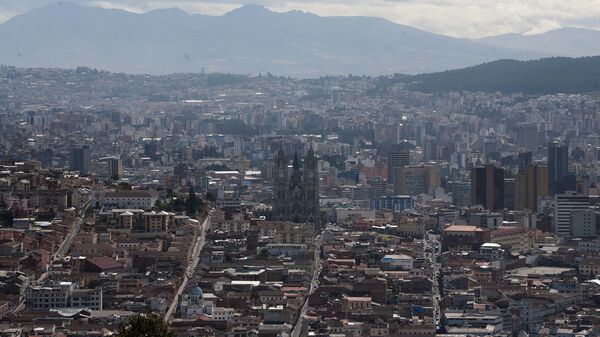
515 164 549 211
517 124 539 153
423 136 438 161
394 164 441 195
70 145 91 174
374 123 400 145
233 137 244 157
107 157 123 179
387 146 410 186
471 164 504 211
517 151 532 173
548 141 569 194
504 178 515 210
272 147 320 224
554 192 589 236
451 181 471 207
576 175 590 196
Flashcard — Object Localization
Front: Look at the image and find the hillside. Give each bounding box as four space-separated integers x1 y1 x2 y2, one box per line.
402 56 600 94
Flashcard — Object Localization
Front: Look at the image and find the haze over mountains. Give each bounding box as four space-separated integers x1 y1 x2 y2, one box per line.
477 28 600 57
1 2 600 77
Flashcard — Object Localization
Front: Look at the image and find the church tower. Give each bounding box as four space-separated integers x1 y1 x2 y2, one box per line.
271 145 320 224
288 151 305 222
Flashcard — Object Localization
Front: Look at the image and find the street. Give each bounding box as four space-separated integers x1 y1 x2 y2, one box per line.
53 199 90 261
164 213 210 322
425 232 442 329
291 233 323 337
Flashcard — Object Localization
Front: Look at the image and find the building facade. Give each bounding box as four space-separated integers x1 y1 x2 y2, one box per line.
471 164 504 211
393 164 441 196
272 147 319 223
515 164 549 211
554 192 589 237
70 145 91 174
548 141 569 194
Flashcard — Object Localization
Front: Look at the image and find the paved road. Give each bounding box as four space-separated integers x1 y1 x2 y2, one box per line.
164 214 210 322
427 233 442 329
53 199 90 260
291 234 323 337
15 199 92 312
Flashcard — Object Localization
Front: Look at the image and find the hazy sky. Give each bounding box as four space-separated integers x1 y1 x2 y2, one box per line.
1 0 600 38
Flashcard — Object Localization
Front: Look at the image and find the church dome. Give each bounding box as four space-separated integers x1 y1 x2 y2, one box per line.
190 286 203 298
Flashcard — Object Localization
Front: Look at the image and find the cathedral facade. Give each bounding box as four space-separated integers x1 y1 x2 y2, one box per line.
272 147 320 224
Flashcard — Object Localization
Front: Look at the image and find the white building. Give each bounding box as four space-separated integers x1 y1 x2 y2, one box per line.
480 242 504 260
102 190 157 210
25 282 71 310
25 282 102 310
380 254 414 271
71 288 103 310
554 193 589 236
211 307 235 321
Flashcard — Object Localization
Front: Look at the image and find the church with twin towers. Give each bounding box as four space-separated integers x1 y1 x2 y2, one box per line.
272 145 320 224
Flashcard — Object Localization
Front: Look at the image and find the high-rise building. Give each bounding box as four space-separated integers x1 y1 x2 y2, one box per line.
374 123 400 145
503 178 515 210
517 124 539 153
387 146 410 186
423 136 438 161
554 192 589 236
272 146 320 224
576 175 590 196
517 151 532 172
107 157 123 179
471 164 504 211
70 145 91 174
548 141 569 194
514 164 549 211
451 181 471 207
394 164 441 195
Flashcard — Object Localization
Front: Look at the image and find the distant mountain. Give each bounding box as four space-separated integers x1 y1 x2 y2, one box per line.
478 27 600 57
0 2 547 76
401 56 600 94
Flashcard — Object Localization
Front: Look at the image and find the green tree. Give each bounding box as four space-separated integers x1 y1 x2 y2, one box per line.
172 196 185 213
118 314 174 337
205 192 216 202
186 187 203 215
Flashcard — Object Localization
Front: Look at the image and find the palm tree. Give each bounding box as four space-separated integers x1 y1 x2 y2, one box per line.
118 314 175 337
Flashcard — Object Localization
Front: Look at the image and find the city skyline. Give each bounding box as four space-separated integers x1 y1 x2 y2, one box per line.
1 1 600 335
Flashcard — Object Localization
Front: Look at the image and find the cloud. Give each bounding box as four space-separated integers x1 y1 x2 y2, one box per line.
1 0 600 37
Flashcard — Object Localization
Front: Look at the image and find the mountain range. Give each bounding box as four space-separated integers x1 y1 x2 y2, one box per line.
1 2 599 76
477 28 600 57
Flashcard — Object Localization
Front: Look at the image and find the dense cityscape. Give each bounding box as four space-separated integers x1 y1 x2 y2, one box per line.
0 64 599 337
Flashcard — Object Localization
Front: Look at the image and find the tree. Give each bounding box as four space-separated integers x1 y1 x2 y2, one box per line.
118 313 175 337
172 196 185 213
186 187 203 215
205 192 216 202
